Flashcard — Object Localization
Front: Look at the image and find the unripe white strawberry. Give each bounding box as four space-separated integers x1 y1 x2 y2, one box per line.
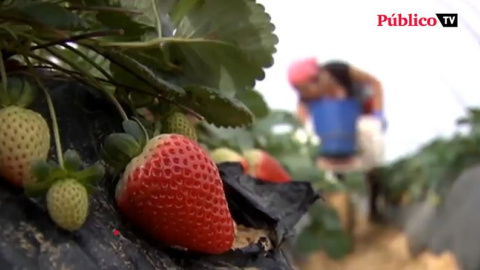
163 112 197 141
0 106 50 187
46 178 89 231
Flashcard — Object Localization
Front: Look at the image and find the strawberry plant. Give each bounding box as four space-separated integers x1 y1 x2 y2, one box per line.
0 0 357 266
0 0 325 262
380 107 480 205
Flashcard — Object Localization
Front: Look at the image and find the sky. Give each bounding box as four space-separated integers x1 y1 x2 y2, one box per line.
255 0 480 162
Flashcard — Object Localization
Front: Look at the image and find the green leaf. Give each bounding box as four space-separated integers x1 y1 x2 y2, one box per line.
26 166 69 197
170 0 201 25
202 124 256 150
73 163 106 186
48 160 60 169
47 167 69 182
127 91 156 108
101 148 128 171
321 230 352 259
164 0 278 93
85 0 162 41
252 110 303 135
3 1 88 30
178 85 254 127
57 45 111 81
0 75 37 108
24 180 52 198
63 149 82 172
122 119 147 147
153 120 163 136
235 89 269 119
31 160 51 183
102 133 141 169
296 202 352 258
99 48 185 99
83 183 98 194
295 228 323 254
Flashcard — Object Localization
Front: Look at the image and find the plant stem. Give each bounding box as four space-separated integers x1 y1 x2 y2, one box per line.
22 54 64 168
35 65 204 121
66 5 143 14
30 29 124 51
151 0 163 38
33 42 129 122
0 15 68 39
0 49 9 104
133 117 150 141
61 43 114 82
96 37 231 48
24 53 86 80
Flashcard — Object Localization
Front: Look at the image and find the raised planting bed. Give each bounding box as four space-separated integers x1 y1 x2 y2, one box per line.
0 79 320 270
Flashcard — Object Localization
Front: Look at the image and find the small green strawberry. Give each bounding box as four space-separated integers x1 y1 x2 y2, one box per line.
0 75 50 187
25 149 105 232
163 112 197 141
47 178 88 231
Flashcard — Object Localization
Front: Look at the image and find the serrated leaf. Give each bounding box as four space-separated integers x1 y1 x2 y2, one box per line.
235 89 269 119
31 160 51 183
3 1 89 30
98 48 185 99
163 0 278 93
164 40 259 94
63 149 82 172
252 110 303 135
178 85 253 127
90 0 173 41
122 119 147 147
202 124 255 150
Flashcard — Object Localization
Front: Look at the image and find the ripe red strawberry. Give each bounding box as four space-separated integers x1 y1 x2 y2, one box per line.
107 132 235 254
243 149 291 183
210 147 249 173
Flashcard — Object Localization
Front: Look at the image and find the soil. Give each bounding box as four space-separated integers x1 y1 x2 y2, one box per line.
299 193 460 270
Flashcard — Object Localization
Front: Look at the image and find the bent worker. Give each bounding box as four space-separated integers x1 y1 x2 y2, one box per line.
287 57 387 223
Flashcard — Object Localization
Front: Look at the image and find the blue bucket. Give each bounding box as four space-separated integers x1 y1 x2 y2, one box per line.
309 98 361 157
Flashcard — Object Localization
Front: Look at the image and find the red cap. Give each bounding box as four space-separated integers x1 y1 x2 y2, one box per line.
287 57 319 86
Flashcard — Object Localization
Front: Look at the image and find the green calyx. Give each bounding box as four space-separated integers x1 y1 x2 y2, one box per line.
0 75 37 109
24 149 106 198
101 118 149 171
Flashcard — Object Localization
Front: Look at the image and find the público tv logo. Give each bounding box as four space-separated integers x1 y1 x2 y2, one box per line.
377 13 458 27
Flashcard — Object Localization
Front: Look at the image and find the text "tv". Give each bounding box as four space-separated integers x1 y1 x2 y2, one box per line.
436 13 458 27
